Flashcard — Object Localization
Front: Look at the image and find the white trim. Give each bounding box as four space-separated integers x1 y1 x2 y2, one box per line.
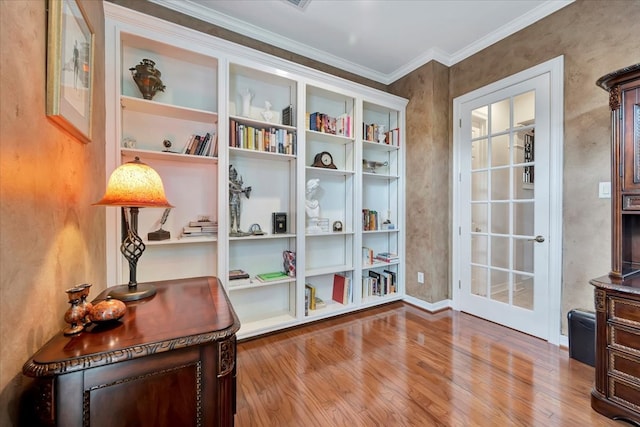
403 295 453 313
452 56 564 345
547 56 565 346
558 334 569 349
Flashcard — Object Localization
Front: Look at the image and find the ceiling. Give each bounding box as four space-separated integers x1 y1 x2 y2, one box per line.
148 0 574 84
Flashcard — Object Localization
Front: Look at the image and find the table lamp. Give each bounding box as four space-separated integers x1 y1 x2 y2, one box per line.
94 157 173 301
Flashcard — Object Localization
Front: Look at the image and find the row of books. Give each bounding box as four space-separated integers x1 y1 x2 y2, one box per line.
304 284 324 314
363 124 400 146
229 119 296 154
282 105 294 127
307 112 352 138
363 209 379 231
363 269 397 298
304 274 353 315
181 130 218 157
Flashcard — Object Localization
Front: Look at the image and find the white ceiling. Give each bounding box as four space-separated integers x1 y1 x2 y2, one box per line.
149 0 573 84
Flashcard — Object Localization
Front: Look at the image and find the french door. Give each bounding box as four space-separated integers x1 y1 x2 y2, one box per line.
453 58 563 341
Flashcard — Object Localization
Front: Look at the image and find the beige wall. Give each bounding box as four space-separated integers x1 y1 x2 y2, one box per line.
0 1 106 425
1 0 639 424
391 0 639 333
389 61 450 302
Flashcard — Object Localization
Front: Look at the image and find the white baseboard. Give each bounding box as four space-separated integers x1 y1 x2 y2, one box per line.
403 295 452 312
402 295 570 349
558 334 569 349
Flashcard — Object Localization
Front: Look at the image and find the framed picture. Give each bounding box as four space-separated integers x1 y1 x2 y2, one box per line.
46 0 94 143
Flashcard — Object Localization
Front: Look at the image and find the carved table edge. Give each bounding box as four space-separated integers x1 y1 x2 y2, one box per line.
22 318 240 377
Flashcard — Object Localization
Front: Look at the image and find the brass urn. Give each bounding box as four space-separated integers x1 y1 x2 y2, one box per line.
129 59 166 100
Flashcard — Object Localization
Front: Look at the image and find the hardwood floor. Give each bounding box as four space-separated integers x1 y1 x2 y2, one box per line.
235 302 625 427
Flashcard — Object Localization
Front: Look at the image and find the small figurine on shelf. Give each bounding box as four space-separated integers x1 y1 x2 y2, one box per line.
261 101 274 123
283 250 296 277
377 125 386 144
148 208 171 241
229 165 252 236
122 137 136 149
240 88 253 117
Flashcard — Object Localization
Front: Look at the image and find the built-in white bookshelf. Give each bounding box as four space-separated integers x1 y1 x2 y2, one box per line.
105 3 406 339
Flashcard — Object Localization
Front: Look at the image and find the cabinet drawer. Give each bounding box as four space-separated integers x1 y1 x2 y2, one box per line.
610 324 640 356
622 195 640 211
610 350 640 381
623 195 640 210
610 296 640 327
608 375 640 412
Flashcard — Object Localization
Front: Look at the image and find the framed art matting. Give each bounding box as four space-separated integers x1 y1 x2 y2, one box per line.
46 0 94 143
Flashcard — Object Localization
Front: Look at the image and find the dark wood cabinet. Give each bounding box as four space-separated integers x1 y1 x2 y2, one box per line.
591 64 640 424
23 277 240 427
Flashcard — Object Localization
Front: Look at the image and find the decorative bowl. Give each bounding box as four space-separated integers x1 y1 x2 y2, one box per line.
89 296 126 323
363 159 389 173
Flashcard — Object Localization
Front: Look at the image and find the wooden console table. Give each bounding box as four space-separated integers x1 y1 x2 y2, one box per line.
23 276 240 427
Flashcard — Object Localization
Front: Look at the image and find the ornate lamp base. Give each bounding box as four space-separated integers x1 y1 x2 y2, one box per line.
107 283 157 302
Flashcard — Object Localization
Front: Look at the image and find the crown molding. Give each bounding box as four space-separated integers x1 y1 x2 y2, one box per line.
148 0 574 85
148 0 390 83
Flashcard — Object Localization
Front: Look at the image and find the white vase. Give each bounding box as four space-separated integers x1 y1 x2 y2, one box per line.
240 89 253 117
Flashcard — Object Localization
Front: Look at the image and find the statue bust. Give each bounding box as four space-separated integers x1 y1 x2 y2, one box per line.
305 179 321 233
305 179 320 219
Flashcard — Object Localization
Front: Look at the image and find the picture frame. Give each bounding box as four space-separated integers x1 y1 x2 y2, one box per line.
46 0 94 143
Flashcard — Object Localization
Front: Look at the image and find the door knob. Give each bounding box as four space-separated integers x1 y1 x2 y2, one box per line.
529 235 545 243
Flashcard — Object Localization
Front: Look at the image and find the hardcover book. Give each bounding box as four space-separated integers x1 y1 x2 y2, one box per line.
272 212 287 234
282 104 294 126
383 269 397 293
256 271 289 282
332 274 349 305
305 284 316 310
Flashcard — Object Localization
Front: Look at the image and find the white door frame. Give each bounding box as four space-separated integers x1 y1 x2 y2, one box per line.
452 56 564 345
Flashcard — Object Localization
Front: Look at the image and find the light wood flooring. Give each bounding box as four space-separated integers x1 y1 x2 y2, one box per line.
236 302 625 427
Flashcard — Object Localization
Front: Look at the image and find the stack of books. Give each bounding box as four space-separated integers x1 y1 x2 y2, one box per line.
255 271 289 283
228 269 251 286
375 252 399 263
181 220 218 238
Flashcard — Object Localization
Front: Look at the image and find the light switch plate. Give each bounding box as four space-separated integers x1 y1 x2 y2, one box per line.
599 182 611 199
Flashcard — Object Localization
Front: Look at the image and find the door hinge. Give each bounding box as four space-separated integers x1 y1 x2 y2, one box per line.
458 226 461 235
458 280 461 289
459 119 462 128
